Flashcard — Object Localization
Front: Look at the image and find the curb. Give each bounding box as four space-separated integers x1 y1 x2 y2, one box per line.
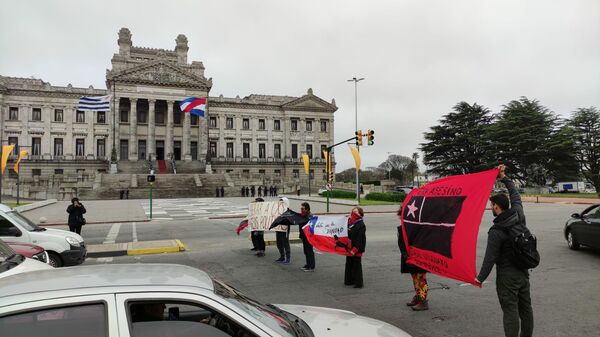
15 199 58 212
87 239 186 258
40 219 151 227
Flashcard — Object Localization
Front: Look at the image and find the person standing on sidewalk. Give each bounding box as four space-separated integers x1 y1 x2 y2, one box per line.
270 197 297 265
299 202 315 271
66 197 86 235
397 213 429 311
475 165 534 337
344 207 366 288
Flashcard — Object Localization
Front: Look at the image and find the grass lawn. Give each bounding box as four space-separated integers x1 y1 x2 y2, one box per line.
4 202 31 208
359 199 401 206
525 193 600 199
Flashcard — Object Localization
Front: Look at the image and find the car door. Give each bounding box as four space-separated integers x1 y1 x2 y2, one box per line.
0 294 119 337
578 205 600 247
587 206 600 249
0 214 28 244
115 292 272 337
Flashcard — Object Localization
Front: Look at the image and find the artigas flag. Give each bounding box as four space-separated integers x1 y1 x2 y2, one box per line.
303 215 353 256
400 169 498 286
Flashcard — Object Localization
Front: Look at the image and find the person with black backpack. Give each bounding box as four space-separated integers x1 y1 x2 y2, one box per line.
475 165 536 337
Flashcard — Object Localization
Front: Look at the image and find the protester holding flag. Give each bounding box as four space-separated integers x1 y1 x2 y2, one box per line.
475 165 534 337
236 198 266 256
298 202 315 272
270 197 308 265
344 207 366 288
397 209 429 311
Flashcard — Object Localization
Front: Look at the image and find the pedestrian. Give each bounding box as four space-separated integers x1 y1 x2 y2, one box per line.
258 186 262 197
270 197 293 265
397 210 429 311
344 206 366 288
251 186 255 197
215 187 220 197
245 186 249 197
119 190 124 199
269 186 273 197
475 165 534 337
274 186 278 196
360 184 364 195
296 185 301 196
252 197 266 257
66 197 86 235
220 186 225 198
126 189 129 199
241 186 245 197
299 202 315 271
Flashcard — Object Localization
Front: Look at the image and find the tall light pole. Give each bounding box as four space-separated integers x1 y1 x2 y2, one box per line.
386 151 392 180
348 77 364 203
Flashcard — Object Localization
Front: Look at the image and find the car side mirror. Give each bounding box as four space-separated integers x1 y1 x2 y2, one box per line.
8 227 22 237
571 213 581 219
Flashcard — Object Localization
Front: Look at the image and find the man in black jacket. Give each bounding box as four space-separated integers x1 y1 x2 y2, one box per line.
299 202 315 271
476 165 533 337
66 197 86 234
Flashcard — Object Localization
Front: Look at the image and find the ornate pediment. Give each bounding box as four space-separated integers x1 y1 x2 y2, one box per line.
107 60 212 90
282 89 337 112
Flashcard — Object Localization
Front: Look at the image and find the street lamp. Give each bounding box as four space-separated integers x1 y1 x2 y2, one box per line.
386 151 392 180
348 77 364 203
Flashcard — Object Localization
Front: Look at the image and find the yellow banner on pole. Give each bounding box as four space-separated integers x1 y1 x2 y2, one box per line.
14 149 28 174
302 153 310 175
1 145 15 174
349 144 361 170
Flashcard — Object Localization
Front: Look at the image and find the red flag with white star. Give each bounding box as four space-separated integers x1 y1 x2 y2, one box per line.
400 169 498 286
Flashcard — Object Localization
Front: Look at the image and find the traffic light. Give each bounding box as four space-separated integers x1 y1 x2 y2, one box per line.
367 129 375 145
355 130 363 146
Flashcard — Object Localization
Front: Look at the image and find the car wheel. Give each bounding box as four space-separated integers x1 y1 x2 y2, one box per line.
48 252 63 267
567 231 581 250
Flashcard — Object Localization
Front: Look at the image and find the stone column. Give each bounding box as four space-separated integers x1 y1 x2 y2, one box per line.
148 99 155 160
87 110 94 157
183 109 191 161
129 98 137 161
114 98 121 160
166 100 174 159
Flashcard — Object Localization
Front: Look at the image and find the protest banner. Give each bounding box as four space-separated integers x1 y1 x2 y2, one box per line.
248 200 289 232
303 215 353 256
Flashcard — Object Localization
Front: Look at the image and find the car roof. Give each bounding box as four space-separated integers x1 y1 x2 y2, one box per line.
0 204 13 213
0 263 214 298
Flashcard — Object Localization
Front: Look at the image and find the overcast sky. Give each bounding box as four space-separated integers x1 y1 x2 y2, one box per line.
1 0 599 171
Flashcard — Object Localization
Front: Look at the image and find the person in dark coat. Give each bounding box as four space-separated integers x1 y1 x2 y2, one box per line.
269 197 304 265
345 206 366 288
220 186 225 198
241 186 245 197
216 187 220 197
258 186 262 197
250 186 255 197
66 197 86 235
245 186 250 197
299 202 315 271
397 208 429 311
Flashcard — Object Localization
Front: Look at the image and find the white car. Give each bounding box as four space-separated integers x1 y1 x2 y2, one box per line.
0 264 412 337
0 239 53 279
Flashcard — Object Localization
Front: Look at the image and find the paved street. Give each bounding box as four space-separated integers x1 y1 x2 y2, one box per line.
71 201 600 337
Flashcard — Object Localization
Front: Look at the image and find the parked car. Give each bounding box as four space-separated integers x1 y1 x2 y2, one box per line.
0 239 53 280
0 204 86 267
393 186 413 194
564 203 600 250
4 241 49 264
0 264 412 337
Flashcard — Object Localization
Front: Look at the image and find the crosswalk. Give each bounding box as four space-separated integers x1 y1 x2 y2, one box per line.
140 198 248 220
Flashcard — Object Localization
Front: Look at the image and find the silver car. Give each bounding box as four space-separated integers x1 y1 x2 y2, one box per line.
0 264 412 337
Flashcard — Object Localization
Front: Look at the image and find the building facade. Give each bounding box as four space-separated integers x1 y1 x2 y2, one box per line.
0 28 336 196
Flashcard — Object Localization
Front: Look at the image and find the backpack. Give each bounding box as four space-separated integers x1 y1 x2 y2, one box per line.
504 224 540 269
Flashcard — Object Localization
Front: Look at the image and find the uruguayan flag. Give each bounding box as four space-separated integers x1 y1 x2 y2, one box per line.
78 95 111 111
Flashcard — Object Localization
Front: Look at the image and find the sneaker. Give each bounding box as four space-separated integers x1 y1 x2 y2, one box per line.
411 299 429 311
250 248 257 251
274 257 285 263
255 252 265 257
301 265 308 269
302 268 315 272
282 258 291 265
406 296 419 307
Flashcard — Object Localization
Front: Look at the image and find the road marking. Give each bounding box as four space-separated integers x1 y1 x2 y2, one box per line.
103 223 122 244
132 222 138 242
96 257 113 263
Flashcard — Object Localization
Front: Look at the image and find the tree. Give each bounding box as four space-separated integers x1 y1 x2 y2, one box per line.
488 97 559 186
546 124 580 183
421 102 494 176
569 107 600 195
379 154 414 184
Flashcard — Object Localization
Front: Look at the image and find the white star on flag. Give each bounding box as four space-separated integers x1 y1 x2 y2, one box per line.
407 200 419 218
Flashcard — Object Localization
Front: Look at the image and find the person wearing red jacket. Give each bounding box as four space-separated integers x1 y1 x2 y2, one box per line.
344 207 367 288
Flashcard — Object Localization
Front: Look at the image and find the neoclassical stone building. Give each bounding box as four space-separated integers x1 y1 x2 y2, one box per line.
0 28 336 198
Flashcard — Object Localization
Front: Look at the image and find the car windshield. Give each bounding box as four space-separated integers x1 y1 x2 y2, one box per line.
213 279 298 337
4 211 42 232
0 240 17 262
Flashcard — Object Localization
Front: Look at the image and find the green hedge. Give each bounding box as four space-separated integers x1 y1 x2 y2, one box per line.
365 192 406 203
321 190 357 199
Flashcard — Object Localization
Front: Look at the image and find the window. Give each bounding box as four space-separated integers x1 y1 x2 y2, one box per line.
191 141 198 160
291 144 298 159
32 108 42 121
120 140 129 159
97 139 106 158
138 140 146 160
120 108 129 123
75 139 85 157
9 107 18 120
274 120 281 131
259 143 266 159
274 144 281 159
306 120 312 132
54 169 64 175
258 119 265 130
226 117 234 129
54 109 63 122
293 169 299 178
191 115 198 126
209 142 217 157
0 214 18 236
243 143 250 158
54 138 63 156
155 109 165 124
321 144 328 158
97 111 106 124
174 110 182 125
31 137 41 156
32 169 41 176
226 142 234 158
76 110 85 123
209 116 217 128
306 144 313 159
291 119 298 131
137 110 148 124
8 137 18 155
274 169 281 177
259 169 266 175
321 120 328 132
242 118 250 130
0 303 107 337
